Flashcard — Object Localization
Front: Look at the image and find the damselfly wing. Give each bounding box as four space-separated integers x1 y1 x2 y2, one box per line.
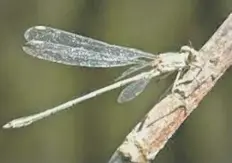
23 26 157 102
23 26 155 67
117 78 152 103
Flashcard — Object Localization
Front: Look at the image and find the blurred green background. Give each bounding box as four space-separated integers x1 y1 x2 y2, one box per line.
0 0 232 163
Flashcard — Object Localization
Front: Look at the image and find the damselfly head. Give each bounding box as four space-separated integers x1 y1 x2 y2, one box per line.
180 45 198 64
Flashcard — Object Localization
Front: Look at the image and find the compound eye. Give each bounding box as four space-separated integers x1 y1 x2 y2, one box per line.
187 52 197 63
180 45 192 53
180 45 198 63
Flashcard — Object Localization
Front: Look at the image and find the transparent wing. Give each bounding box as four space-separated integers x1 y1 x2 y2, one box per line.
23 26 155 67
115 61 154 81
117 78 151 103
23 40 137 67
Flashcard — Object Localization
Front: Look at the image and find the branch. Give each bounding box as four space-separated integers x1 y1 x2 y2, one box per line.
108 13 232 163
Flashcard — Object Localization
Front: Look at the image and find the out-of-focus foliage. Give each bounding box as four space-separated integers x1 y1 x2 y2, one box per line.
0 0 232 163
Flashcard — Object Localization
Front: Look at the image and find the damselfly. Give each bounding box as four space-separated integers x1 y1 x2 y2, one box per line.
3 26 197 128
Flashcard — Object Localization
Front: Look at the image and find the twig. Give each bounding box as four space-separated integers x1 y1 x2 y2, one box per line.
108 13 232 163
